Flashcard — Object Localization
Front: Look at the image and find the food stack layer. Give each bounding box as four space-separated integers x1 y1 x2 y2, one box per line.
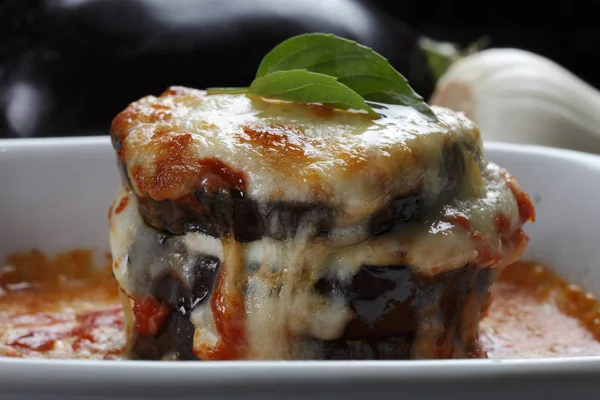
108 87 534 360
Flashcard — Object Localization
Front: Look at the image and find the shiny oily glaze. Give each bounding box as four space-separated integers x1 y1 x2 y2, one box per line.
1 250 599 359
0 250 123 359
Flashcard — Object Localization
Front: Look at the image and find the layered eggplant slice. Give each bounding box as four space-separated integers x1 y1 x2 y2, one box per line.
109 87 534 360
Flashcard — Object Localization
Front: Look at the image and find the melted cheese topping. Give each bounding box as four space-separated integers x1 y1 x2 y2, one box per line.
111 88 482 222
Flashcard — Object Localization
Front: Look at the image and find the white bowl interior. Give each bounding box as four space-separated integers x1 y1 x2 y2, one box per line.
488 142 600 291
0 138 120 266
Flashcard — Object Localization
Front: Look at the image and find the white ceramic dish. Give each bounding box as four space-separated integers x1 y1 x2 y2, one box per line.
0 137 599 400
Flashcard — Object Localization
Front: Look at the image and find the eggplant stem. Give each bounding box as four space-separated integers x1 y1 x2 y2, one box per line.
419 36 490 81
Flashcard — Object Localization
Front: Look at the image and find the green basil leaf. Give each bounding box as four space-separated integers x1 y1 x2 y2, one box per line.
249 69 378 117
255 33 437 121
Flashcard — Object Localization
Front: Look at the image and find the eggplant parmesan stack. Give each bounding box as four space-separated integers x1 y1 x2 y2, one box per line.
108 86 534 361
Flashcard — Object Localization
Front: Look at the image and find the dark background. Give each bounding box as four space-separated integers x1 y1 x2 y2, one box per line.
1 0 597 138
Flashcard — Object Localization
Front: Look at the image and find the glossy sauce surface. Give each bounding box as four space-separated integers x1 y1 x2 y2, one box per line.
0 250 124 359
1 250 599 360
480 260 600 357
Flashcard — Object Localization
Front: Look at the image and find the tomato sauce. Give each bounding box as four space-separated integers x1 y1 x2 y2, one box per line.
480 260 600 357
131 296 170 336
0 250 124 359
1 250 599 360
200 266 248 360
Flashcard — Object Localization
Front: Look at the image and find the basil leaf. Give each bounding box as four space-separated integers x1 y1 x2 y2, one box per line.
255 33 437 121
338 75 436 119
249 70 378 117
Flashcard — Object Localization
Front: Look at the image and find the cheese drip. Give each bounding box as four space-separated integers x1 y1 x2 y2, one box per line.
109 158 526 360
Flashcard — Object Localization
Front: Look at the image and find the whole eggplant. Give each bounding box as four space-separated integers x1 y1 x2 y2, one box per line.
0 0 442 138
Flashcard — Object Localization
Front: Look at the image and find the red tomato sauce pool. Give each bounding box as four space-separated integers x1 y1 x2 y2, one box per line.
1 250 599 359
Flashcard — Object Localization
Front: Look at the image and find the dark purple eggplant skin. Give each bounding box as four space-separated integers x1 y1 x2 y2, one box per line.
0 0 435 138
129 261 493 360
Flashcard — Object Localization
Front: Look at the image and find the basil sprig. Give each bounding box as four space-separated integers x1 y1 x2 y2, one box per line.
208 33 436 120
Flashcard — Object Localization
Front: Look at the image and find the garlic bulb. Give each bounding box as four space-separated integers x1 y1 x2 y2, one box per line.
430 48 600 154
